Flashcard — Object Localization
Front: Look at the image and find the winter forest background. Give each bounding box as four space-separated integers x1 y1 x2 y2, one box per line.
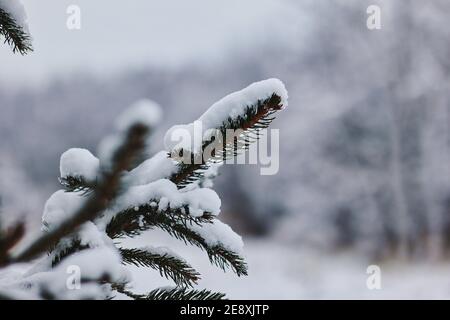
1 0 450 298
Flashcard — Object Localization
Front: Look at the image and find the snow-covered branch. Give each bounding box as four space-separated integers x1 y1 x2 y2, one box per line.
0 0 32 54
165 78 288 188
0 79 287 299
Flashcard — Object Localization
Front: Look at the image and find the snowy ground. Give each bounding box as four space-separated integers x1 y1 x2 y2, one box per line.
120 230 450 300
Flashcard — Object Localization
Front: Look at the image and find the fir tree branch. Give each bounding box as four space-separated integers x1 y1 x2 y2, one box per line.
50 239 89 267
169 94 283 188
59 176 96 195
108 208 247 276
0 8 32 55
0 223 25 266
106 203 214 239
3 123 149 266
120 248 200 287
159 223 248 276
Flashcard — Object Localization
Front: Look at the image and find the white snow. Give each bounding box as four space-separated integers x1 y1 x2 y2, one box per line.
141 246 185 261
41 190 85 231
125 151 178 186
199 78 288 128
78 221 113 249
57 247 130 284
0 247 129 300
164 78 288 153
189 219 244 254
60 148 99 182
115 99 162 132
0 0 29 33
100 179 221 227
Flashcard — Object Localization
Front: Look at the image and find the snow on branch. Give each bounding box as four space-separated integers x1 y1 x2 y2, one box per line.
59 148 99 194
0 0 32 54
188 219 244 255
125 151 178 187
1 248 129 299
59 100 163 193
109 179 220 218
197 78 287 132
165 78 288 188
7 123 149 265
104 197 247 276
100 179 221 241
104 200 215 238
0 121 150 299
0 79 287 299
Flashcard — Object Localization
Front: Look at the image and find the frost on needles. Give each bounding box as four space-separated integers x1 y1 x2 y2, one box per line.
0 79 288 300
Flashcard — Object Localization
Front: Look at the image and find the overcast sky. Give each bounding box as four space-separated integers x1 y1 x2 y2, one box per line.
0 0 305 87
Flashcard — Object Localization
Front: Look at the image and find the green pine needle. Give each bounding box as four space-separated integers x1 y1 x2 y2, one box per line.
0 8 33 55
169 93 283 188
59 176 96 195
116 286 226 300
120 248 200 287
106 202 214 239
107 206 247 276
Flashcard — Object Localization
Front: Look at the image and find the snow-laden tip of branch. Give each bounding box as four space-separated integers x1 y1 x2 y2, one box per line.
107 179 221 219
163 78 288 154
188 219 244 255
60 148 99 182
0 0 32 54
115 99 162 132
199 78 288 130
0 0 30 33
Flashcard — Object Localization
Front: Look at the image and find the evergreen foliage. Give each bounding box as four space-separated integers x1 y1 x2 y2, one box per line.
0 80 287 299
0 6 32 54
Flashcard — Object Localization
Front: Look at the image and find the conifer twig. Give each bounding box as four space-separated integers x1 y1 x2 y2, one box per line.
120 248 200 287
105 202 248 276
169 94 283 188
106 203 214 239
0 8 32 54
